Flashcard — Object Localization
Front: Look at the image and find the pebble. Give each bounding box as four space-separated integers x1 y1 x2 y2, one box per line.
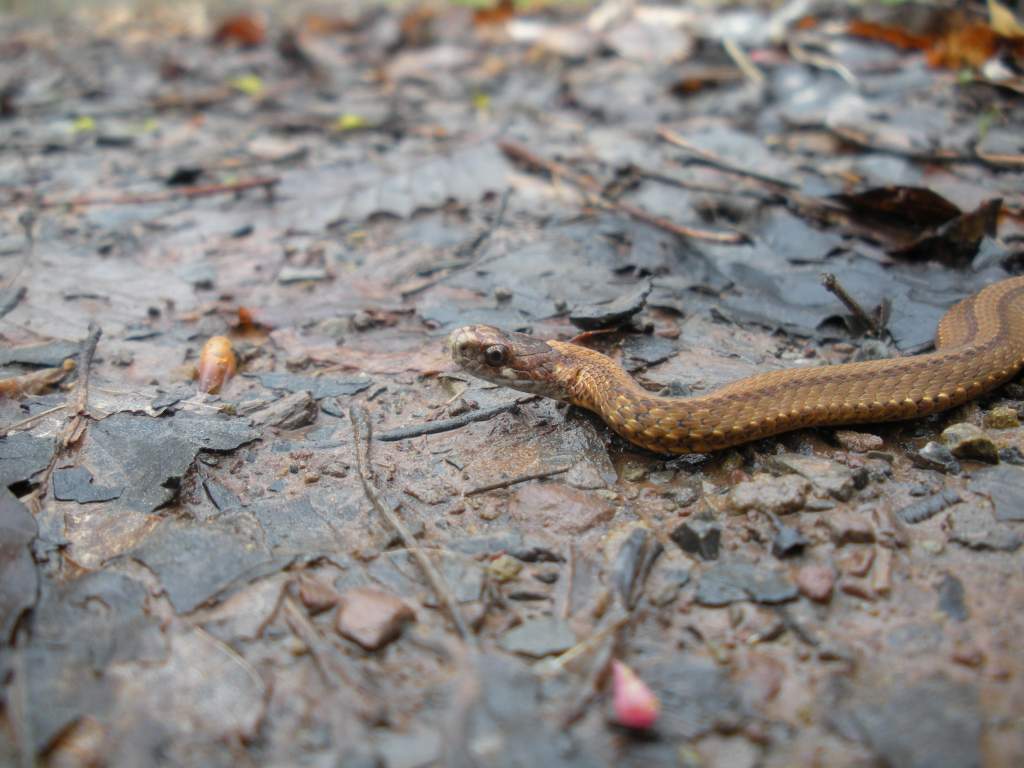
695 559 798 606
499 616 577 658
487 554 523 582
913 441 961 474
297 575 341 614
947 504 1022 551
335 587 415 651
727 473 810 515
622 462 648 482
670 516 722 560
834 430 884 452
837 546 874 577
999 446 1024 465
967 464 1024 521
771 523 808 558
767 453 864 501
984 405 1019 428
940 423 999 464
839 578 876 601
821 510 875 545
795 563 835 602
871 547 893 595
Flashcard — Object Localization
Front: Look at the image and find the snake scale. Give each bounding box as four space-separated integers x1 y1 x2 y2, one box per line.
449 276 1024 454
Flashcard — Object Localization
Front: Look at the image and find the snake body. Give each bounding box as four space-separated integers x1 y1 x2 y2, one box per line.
448 276 1024 454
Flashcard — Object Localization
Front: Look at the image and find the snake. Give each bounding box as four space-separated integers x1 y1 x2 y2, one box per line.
448 276 1024 454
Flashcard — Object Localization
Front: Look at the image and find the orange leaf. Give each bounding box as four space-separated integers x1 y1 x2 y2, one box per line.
847 19 933 51
475 0 516 26
927 23 998 69
212 13 266 47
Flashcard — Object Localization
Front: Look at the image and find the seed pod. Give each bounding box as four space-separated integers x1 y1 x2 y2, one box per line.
197 336 237 394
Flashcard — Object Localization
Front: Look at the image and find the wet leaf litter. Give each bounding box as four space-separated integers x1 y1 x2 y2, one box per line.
1 2 1024 766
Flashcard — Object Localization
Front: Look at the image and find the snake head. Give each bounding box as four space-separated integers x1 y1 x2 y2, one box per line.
448 325 572 400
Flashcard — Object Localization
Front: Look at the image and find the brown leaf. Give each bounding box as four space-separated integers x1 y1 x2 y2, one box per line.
891 198 1002 266
212 13 266 47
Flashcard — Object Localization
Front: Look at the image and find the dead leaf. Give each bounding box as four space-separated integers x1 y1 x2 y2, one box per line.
212 13 266 47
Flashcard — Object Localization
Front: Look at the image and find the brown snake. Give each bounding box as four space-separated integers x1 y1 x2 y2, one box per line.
449 276 1024 454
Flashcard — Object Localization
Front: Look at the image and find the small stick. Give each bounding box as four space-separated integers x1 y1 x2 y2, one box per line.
656 126 798 190
59 322 102 445
377 399 528 442
722 38 765 86
0 404 67 439
350 405 474 645
464 464 570 496
820 273 882 336
498 140 746 244
40 176 279 208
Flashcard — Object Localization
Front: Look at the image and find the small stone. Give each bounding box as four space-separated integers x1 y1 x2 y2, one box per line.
670 516 722 560
298 575 340 614
821 510 875 545
767 453 864 501
967 464 1024 521
727 473 810 515
278 265 329 283
920 539 945 555
936 574 968 621
913 441 961 473
622 462 648 482
499 616 577 658
247 391 319 430
951 643 985 668
695 559 798 606
984 405 1019 429
771 524 808 558
336 587 415 651
940 423 999 464
493 286 513 302
835 430 884 452
488 553 523 582
998 446 1024 465
352 310 374 331
947 504 1022 551
796 564 834 602
839 578 876 601
871 547 893 595
837 546 874 577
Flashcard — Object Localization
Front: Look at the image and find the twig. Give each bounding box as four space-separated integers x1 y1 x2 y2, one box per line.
39 176 279 208
377 399 530 442
820 273 882 337
464 465 571 496
0 404 67 439
656 126 798 190
61 322 101 448
455 187 511 260
788 40 859 90
722 38 765 86
0 286 26 320
349 405 474 645
540 611 630 676
498 140 746 244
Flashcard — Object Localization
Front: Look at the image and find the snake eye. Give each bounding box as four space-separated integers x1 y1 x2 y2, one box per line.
484 345 508 366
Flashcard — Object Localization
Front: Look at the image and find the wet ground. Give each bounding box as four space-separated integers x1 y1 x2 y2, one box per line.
1 1 1024 766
